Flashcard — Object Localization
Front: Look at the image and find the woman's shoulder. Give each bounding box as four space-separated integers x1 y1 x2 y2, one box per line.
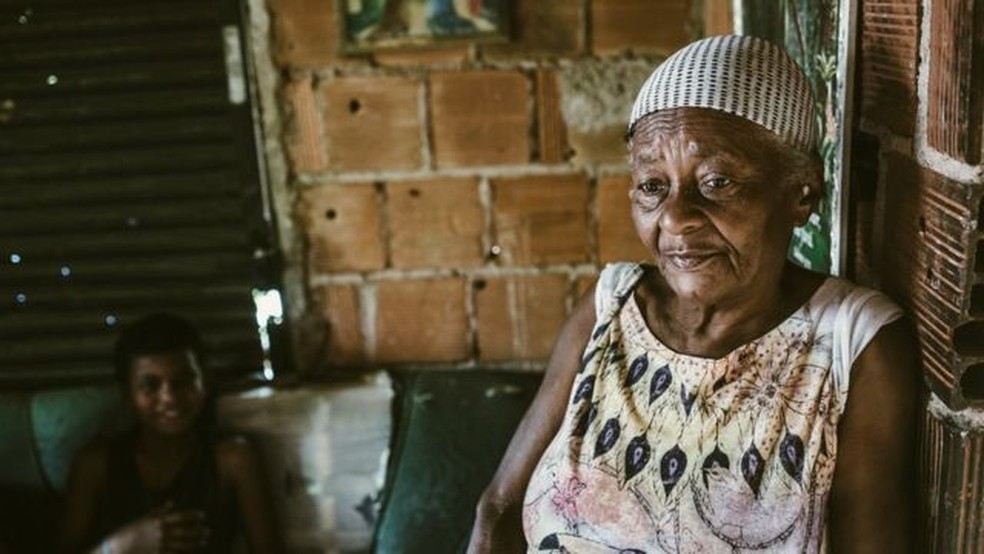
594 262 646 315
812 275 904 322
67 437 115 485
810 276 907 393
599 262 645 287
78 434 118 461
212 435 262 479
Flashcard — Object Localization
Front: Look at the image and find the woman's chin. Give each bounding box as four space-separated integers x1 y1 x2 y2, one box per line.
144 416 198 437
659 265 733 301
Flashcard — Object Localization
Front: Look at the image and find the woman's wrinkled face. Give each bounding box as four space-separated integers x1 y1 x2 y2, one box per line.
127 349 205 436
629 108 812 304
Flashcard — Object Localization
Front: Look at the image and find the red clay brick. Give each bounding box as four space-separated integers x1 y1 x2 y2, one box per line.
373 47 471 67
859 0 919 136
575 273 599 300
878 152 983 408
268 0 361 68
430 71 531 168
922 406 984 549
298 182 385 273
927 0 984 164
283 73 328 174
482 0 585 58
387 178 485 268
597 174 652 263
536 69 570 165
591 0 694 56
323 76 423 172
568 126 631 167
704 0 733 36
316 284 366 366
475 274 569 361
492 174 591 265
559 60 651 166
375 277 470 363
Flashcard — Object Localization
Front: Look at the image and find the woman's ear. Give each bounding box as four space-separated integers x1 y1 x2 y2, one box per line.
792 185 814 226
791 164 823 227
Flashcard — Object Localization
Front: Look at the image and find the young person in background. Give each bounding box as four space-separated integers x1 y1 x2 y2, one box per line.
57 313 283 554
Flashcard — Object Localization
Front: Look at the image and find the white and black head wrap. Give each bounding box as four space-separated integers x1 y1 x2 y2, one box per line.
629 35 819 153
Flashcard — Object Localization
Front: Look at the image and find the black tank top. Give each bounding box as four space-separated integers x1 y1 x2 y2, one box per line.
98 431 237 553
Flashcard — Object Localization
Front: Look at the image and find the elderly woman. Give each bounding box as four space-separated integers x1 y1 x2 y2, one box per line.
468 35 917 553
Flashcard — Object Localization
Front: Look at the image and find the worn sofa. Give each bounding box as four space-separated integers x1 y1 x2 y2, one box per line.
0 369 540 553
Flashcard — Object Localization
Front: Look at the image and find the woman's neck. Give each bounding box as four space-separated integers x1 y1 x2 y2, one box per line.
133 427 201 491
136 427 199 459
638 262 822 358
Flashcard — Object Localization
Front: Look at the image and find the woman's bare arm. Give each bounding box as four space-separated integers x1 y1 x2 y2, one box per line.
827 318 920 552
467 282 598 554
219 437 284 554
56 443 106 554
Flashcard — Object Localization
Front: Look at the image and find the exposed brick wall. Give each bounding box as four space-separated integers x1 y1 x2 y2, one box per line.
597 174 651 263
921 397 984 552
474 274 570 362
926 0 984 165
261 0 700 369
877 153 982 407
591 0 695 56
430 71 531 168
856 0 984 549
375 277 471 363
491 174 592 266
857 0 984 408
386 178 485 269
858 0 920 137
266 0 349 68
322 75 424 172
297 182 386 273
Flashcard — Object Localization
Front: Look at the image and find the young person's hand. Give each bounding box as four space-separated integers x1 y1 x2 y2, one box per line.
101 503 210 553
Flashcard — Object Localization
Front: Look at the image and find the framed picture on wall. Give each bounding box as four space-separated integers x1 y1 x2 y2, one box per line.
340 0 510 53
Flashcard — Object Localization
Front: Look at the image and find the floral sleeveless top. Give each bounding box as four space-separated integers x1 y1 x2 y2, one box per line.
523 263 902 553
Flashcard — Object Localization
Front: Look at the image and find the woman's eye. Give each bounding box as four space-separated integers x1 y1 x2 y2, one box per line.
137 379 160 393
700 177 736 195
171 375 198 391
637 179 665 195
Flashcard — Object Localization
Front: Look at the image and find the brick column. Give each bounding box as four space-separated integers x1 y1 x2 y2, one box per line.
922 397 984 552
857 0 984 549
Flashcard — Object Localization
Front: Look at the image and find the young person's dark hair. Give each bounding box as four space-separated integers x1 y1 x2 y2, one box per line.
112 312 206 384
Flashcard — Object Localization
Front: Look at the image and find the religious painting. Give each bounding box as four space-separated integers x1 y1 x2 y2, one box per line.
738 0 857 276
340 0 509 53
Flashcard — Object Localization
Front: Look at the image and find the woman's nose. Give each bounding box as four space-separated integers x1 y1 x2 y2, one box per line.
658 187 705 236
158 383 176 404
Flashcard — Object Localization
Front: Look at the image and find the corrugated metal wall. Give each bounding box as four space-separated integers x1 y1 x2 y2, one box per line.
0 0 277 385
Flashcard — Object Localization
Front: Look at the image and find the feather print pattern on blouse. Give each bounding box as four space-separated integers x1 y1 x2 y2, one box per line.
523 264 848 554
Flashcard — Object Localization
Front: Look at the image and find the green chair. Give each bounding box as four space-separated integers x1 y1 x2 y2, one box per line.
373 369 541 554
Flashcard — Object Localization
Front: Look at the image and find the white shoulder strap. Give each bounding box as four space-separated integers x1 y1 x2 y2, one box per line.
594 263 643 320
833 287 904 395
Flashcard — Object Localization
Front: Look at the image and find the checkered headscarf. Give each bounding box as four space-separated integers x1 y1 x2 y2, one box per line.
629 35 819 153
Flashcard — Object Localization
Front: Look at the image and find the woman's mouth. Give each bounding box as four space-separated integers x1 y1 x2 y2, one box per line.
663 251 719 270
157 409 188 423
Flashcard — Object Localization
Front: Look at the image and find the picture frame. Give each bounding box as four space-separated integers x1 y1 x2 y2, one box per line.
339 0 510 54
